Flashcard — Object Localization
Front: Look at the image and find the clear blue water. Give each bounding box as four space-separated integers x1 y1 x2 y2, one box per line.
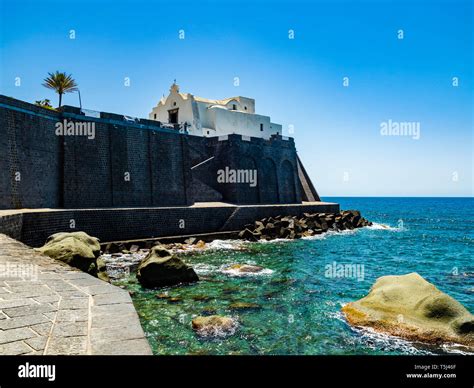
121 197 474 355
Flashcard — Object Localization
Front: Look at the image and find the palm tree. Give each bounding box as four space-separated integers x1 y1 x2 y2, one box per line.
42 71 78 107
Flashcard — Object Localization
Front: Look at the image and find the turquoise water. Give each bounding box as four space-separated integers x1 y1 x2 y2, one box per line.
121 197 474 355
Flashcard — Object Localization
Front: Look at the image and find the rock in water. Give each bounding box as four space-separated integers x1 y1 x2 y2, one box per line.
192 315 237 337
36 231 102 275
229 302 261 310
96 257 109 282
195 240 206 249
227 264 264 273
136 245 199 288
342 273 474 347
222 264 269 277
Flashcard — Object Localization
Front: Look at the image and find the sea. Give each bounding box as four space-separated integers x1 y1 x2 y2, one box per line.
118 197 474 355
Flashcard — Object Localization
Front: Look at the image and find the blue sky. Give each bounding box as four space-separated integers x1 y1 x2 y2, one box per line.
0 0 472 196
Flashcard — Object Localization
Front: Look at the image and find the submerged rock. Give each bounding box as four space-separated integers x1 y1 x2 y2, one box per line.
195 240 206 249
229 302 261 310
36 231 108 281
201 307 217 315
226 264 264 273
136 245 199 288
192 295 211 302
192 315 238 337
222 263 273 277
342 273 474 347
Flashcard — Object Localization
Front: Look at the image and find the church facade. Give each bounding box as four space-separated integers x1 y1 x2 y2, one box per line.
149 83 282 139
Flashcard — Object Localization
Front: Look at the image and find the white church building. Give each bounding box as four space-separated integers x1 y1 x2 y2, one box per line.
149 83 282 139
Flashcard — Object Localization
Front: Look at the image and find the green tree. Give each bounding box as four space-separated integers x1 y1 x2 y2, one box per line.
42 71 78 107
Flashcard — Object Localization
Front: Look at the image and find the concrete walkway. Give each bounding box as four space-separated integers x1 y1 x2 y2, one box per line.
0 234 152 355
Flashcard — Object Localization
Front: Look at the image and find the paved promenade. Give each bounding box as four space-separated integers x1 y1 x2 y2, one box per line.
0 234 152 355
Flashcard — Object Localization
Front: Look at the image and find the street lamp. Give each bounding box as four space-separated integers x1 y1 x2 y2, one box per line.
74 89 82 112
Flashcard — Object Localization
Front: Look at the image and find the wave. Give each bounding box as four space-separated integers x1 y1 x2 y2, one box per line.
192 263 220 275
350 325 434 355
170 239 246 254
302 228 358 240
220 264 274 277
100 252 146 279
176 222 404 252
192 262 274 277
366 222 404 231
206 239 245 250
331 308 431 355
440 343 474 355
228 224 398 245
256 237 295 244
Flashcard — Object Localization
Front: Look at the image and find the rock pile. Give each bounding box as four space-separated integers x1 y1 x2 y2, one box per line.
238 210 372 241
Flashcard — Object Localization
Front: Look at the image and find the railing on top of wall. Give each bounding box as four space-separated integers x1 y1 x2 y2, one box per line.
80 108 101 118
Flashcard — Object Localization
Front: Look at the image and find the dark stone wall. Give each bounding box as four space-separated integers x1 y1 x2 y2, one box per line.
0 96 193 209
0 96 304 210
259 158 279 203
61 113 193 208
0 100 62 209
63 120 113 208
150 132 191 206
190 134 301 205
0 202 340 247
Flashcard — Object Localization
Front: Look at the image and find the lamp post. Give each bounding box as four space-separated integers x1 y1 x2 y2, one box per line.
74 89 82 112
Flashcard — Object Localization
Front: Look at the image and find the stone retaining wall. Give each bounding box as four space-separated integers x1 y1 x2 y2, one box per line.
1 95 313 209
0 202 339 247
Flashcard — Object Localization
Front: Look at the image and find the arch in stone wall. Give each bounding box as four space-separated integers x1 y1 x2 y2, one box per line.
258 157 279 203
237 155 260 204
279 159 297 203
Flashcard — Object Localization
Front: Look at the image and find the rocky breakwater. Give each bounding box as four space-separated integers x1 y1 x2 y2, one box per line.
238 210 372 241
343 273 474 347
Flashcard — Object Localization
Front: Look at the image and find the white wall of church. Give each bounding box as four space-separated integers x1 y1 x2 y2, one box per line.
149 85 281 139
207 108 279 139
149 92 198 134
